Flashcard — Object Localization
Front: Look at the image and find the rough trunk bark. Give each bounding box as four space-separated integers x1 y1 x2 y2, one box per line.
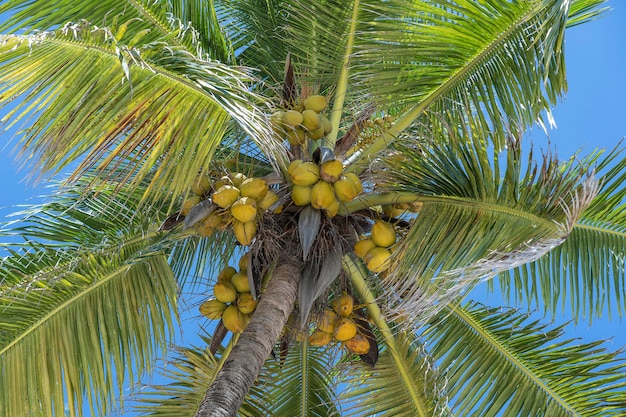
195 260 302 417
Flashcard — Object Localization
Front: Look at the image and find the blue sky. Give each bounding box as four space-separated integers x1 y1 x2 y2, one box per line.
0 1 625 414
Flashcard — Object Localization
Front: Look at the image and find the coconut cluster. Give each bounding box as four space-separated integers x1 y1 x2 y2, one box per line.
273 95 332 145
288 159 363 217
308 293 371 355
191 172 282 245
199 253 258 333
354 220 397 273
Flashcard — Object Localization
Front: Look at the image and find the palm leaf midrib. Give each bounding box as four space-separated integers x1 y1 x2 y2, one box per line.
0 228 161 352
41 35 218 103
348 192 561 230
0 258 132 358
575 220 626 237
125 0 182 47
449 304 577 416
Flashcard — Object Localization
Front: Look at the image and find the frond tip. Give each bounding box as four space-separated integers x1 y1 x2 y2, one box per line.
0 177 178 417
425 302 626 417
379 138 600 328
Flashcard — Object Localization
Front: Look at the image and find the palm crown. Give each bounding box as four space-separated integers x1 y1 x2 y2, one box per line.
1 0 625 416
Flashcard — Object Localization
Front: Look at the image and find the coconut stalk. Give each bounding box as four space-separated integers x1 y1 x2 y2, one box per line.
195 260 302 417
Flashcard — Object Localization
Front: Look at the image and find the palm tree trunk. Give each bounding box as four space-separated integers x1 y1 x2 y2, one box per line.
195 260 302 417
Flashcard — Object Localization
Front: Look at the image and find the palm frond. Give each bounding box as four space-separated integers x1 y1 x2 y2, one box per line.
346 0 606 164
338 333 447 417
0 173 187 417
498 145 626 321
0 24 282 209
165 0 234 62
134 336 274 417
0 0 231 60
374 136 597 327
568 0 610 26
269 342 340 417
0 232 177 417
424 302 626 417
341 255 449 417
219 0 353 90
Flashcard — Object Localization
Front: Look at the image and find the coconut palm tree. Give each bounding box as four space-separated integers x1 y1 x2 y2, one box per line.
1 0 625 416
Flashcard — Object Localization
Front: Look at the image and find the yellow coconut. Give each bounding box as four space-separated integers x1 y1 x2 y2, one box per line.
181 195 202 215
230 272 251 293
191 174 211 196
230 172 248 187
283 110 304 127
291 185 312 206
286 127 306 145
290 161 320 186
258 190 280 211
319 159 343 183
196 222 216 238
333 176 359 202
303 95 328 113
371 220 397 248
310 181 337 211
323 197 340 218
301 109 321 131
217 266 237 283
213 281 237 303
317 309 338 334
203 211 225 229
365 247 392 273
238 252 250 271
222 304 247 333
343 172 363 194
231 197 258 223
270 110 286 129
287 159 304 177
353 238 377 260
199 298 227 320
345 332 371 355
320 115 332 135
332 293 354 317
233 220 258 246
236 292 258 314
214 175 233 190
334 317 358 342
409 201 423 213
212 185 240 208
309 329 333 346
239 177 269 200
307 125 325 140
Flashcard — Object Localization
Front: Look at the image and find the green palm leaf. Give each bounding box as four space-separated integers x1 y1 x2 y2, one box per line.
169 0 233 62
338 333 446 417
0 0 230 60
362 137 597 325
345 0 606 165
134 336 274 417
269 342 340 417
0 185 178 417
424 302 626 416
0 23 280 209
341 255 449 417
498 145 626 321
219 0 353 89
